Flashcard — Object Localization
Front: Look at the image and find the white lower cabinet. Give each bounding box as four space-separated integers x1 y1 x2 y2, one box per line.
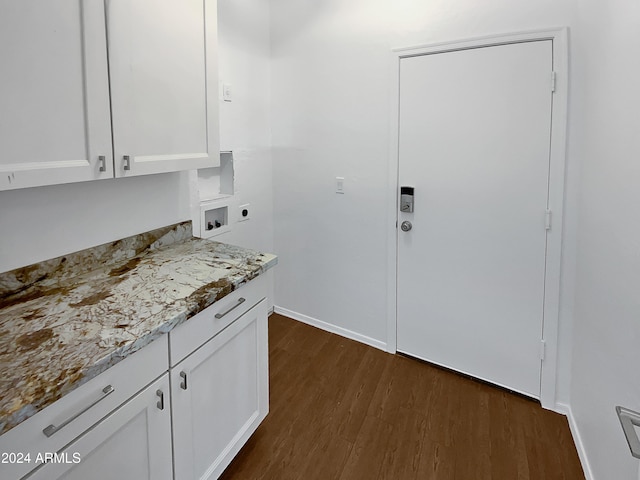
1 280 269 480
172 299 269 480
26 374 172 480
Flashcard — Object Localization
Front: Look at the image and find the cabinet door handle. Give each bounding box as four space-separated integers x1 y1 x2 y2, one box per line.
156 390 165 410
180 371 188 390
215 297 246 319
98 155 106 172
123 155 131 171
43 385 115 438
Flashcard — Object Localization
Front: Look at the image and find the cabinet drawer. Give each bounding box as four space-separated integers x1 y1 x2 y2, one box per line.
169 275 267 366
0 336 168 480
24 374 172 480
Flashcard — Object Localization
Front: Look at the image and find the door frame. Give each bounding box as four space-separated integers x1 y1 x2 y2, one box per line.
386 28 569 410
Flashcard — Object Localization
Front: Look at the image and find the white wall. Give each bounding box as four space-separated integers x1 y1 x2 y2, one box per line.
569 0 640 478
215 0 272 253
0 173 191 273
214 0 275 303
270 0 578 403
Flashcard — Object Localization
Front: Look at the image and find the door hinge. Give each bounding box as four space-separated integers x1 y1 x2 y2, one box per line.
545 209 552 231
540 340 547 361
551 71 557 93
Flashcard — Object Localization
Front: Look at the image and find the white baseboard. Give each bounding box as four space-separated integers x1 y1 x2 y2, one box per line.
273 306 388 352
556 402 595 480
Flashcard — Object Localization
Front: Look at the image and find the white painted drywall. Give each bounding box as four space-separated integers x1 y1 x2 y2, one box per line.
269 0 578 405
214 0 275 305
568 0 640 478
0 173 191 273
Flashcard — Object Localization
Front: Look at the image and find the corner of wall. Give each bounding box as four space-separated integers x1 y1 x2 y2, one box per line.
555 402 595 480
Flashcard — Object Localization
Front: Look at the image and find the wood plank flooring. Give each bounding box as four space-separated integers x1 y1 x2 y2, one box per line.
220 314 585 480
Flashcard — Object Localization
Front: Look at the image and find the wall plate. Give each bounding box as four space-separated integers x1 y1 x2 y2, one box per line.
238 204 250 222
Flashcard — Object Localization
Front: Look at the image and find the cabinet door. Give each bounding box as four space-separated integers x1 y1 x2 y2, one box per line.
0 0 113 191
106 0 220 177
172 299 269 480
25 375 172 480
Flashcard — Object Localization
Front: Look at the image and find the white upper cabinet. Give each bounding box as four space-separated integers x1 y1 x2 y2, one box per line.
0 0 113 190
0 0 219 191
107 0 220 177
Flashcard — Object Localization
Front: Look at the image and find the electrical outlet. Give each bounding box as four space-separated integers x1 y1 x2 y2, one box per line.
238 204 250 222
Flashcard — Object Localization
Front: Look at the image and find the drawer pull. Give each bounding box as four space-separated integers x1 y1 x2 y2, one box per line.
156 390 165 411
180 371 188 390
43 385 115 438
215 297 246 319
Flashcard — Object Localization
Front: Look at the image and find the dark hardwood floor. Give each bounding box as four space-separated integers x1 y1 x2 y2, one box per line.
220 314 585 480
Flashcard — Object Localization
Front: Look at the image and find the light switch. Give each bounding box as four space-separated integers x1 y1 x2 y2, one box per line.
223 84 232 102
336 177 344 194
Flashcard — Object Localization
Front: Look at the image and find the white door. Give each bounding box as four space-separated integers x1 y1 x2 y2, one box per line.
396 41 553 398
106 0 219 177
0 0 113 190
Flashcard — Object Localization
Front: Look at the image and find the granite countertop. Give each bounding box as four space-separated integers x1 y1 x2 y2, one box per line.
0 221 277 436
